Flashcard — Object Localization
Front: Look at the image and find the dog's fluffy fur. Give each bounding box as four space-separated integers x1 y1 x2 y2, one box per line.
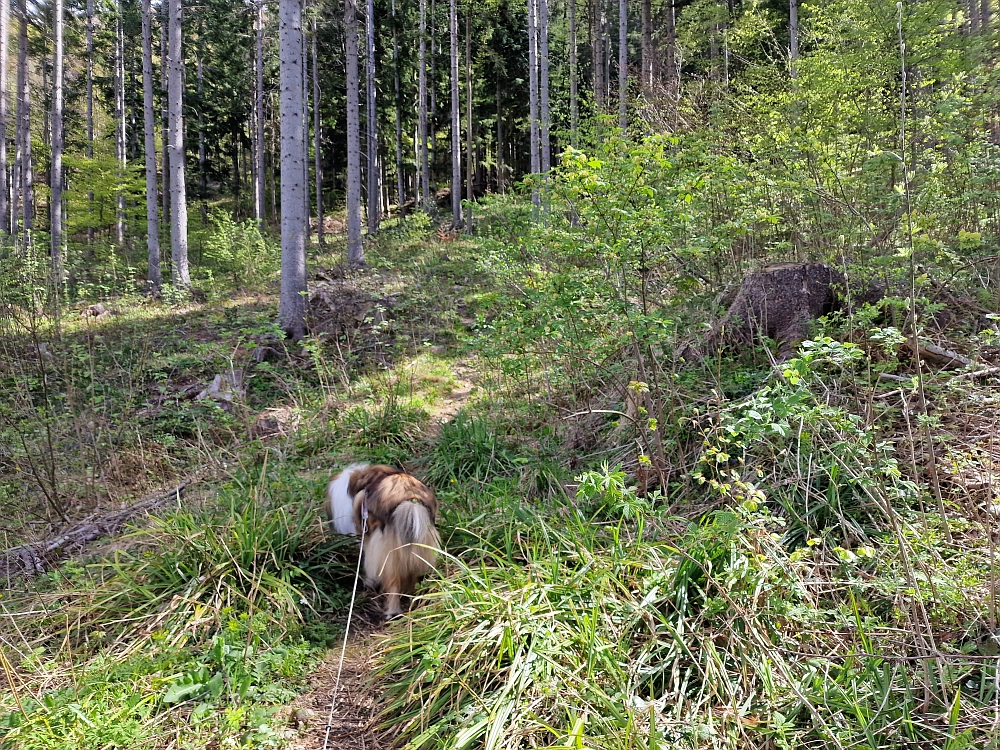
326 463 441 618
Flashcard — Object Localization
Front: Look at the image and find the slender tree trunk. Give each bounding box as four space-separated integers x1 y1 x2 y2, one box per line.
142 0 161 289
392 0 405 214
527 0 540 200
449 0 461 227
666 0 676 101
0 0 9 234
115 7 126 248
366 0 379 233
419 0 429 207
279 0 308 338
972 0 982 32
618 0 626 131
255 3 266 220
168 0 190 286
569 0 577 147
496 78 504 192
539 0 550 172
641 0 651 92
312 18 324 244
197 47 206 206
984 0 992 28
161 6 170 233
592 0 604 110
346 0 364 262
430 0 437 189
16 1 32 241
465 10 472 229
51 0 63 279
789 0 798 76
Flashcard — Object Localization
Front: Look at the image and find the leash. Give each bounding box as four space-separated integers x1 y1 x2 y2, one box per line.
321 501 368 750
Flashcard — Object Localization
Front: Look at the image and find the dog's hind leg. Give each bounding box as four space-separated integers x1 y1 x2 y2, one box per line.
382 572 403 619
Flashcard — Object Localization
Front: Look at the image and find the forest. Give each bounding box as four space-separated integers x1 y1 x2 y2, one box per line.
1 0 999 747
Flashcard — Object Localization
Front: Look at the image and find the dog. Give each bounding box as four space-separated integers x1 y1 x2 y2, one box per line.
326 463 441 618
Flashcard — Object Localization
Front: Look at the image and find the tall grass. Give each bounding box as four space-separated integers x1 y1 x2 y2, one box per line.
375 466 992 750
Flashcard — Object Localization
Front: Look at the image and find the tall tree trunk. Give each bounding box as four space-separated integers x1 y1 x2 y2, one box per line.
972 0 982 32
496 77 504 192
161 6 170 233
666 0 676 102
168 0 190 286
419 0 429 207
789 0 798 76
449 0 461 227
569 0 577 147
592 0 604 110
465 10 472 229
984 0 992 28
255 3 266 220
539 0 550 172
0 0 9 234
197 45 206 208
142 0 161 289
618 0 626 131
302 27 309 237
641 0 651 92
51 0 64 279
346 0 364 262
392 0 405 214
366 0 379 234
527 0 540 200
16 1 32 241
279 0 308 338
312 17 324 243
115 6 126 248
430 0 437 189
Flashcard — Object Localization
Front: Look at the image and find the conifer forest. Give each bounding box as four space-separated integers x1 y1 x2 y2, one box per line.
3 0 1000 747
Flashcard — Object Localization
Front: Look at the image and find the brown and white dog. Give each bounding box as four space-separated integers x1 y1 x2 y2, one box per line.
326 463 441 618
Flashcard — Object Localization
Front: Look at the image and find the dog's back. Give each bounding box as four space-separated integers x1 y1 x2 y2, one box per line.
326 463 441 618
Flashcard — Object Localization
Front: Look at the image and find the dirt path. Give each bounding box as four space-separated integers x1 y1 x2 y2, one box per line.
288 612 387 750
289 359 473 749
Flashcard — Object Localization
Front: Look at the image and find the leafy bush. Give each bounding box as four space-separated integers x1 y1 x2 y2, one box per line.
203 209 279 288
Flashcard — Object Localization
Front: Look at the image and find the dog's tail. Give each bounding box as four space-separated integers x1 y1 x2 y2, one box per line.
388 500 440 577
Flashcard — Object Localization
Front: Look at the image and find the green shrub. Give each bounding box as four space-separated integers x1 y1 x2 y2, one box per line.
203 209 279 288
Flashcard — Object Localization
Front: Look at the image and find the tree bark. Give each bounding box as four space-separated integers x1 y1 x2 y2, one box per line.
142 0 161 289
312 17 324 243
789 0 798 76
527 0 540 202
465 10 473 230
255 3 266 221
279 0 308 338
539 0 550 173
419 0 429 207
16 0 32 242
666 0 676 102
115 6 126 248
161 5 170 232
984 0 992 28
618 0 627 132
641 0 651 92
51 0 64 280
0 0 9 234
449 0 461 227
592 0 604 110
346 0 364 262
168 0 190 286
392 0 405 215
366 0 379 234
569 0 577 147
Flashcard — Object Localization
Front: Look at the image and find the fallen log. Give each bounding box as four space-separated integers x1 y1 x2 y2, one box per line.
2 479 194 583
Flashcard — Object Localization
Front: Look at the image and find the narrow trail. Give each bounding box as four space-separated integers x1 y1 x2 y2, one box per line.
289 358 475 748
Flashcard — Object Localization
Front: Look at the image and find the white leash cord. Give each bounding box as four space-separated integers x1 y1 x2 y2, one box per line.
322 504 368 750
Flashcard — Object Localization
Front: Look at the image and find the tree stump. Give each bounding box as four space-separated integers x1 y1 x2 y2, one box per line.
704 262 846 360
